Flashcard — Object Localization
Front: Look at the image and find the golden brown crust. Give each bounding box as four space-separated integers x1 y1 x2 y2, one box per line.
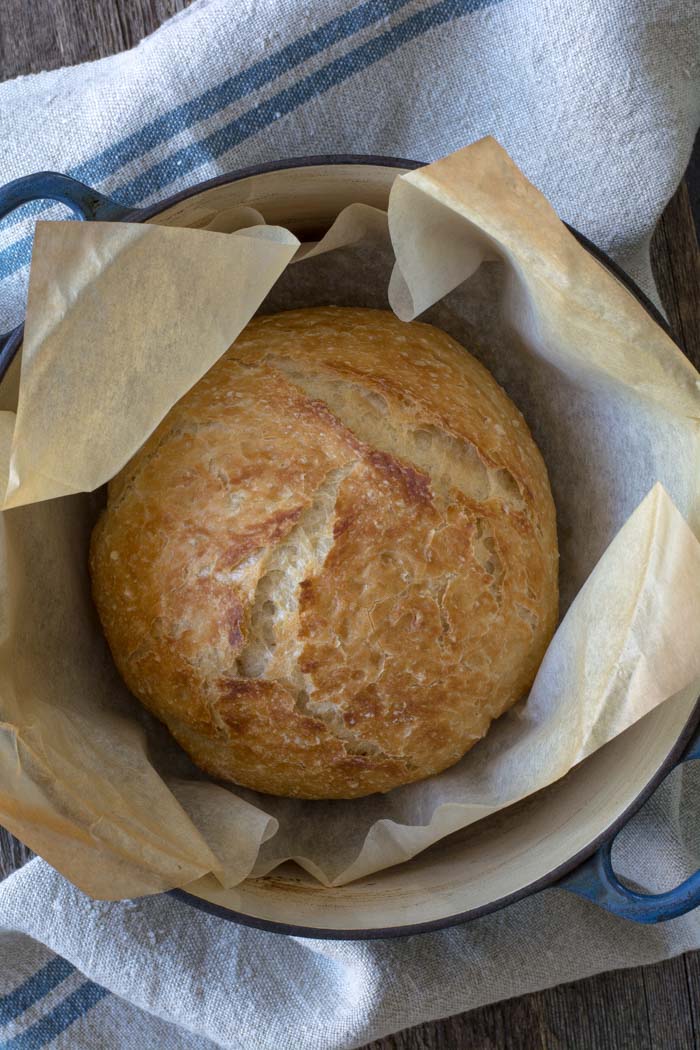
90 307 558 798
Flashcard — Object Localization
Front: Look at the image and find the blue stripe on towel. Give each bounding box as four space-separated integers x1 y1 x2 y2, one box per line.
1 981 109 1049
69 0 418 187
113 0 499 204
0 959 75 1026
0 0 416 242
0 0 500 282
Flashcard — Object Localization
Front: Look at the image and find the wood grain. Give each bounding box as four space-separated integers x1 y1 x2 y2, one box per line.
651 178 700 370
0 3 699 1049
0 0 192 75
0 831 32 880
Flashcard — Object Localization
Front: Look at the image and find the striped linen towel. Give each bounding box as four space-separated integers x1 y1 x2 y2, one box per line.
0 0 699 1047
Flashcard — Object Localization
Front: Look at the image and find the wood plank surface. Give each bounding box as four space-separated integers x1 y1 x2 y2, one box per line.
0 3 699 1048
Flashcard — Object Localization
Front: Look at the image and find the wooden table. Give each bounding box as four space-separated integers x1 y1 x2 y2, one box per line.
1 3 699 1047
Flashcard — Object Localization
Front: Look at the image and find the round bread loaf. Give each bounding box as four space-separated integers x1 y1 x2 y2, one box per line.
91 307 558 799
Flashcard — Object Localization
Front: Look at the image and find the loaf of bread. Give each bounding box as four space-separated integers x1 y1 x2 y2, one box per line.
90 307 558 799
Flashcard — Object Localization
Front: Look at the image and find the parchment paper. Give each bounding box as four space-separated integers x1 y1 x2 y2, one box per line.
1 137 699 897
3 220 299 507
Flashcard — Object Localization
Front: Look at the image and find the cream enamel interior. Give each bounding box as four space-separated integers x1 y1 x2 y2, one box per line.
183 690 697 932
145 164 700 932
4 162 691 933
143 163 700 929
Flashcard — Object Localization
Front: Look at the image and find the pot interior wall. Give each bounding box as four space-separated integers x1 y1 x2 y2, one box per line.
150 162 401 237
147 164 698 933
182 688 695 932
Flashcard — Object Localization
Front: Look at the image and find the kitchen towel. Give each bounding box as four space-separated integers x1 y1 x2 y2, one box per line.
3 769 700 1050
0 0 699 1047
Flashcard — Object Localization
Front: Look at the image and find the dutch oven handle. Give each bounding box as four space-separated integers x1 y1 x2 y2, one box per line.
558 722 700 923
0 172 130 378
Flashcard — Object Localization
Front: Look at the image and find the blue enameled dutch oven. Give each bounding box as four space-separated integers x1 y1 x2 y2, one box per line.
0 157 699 938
